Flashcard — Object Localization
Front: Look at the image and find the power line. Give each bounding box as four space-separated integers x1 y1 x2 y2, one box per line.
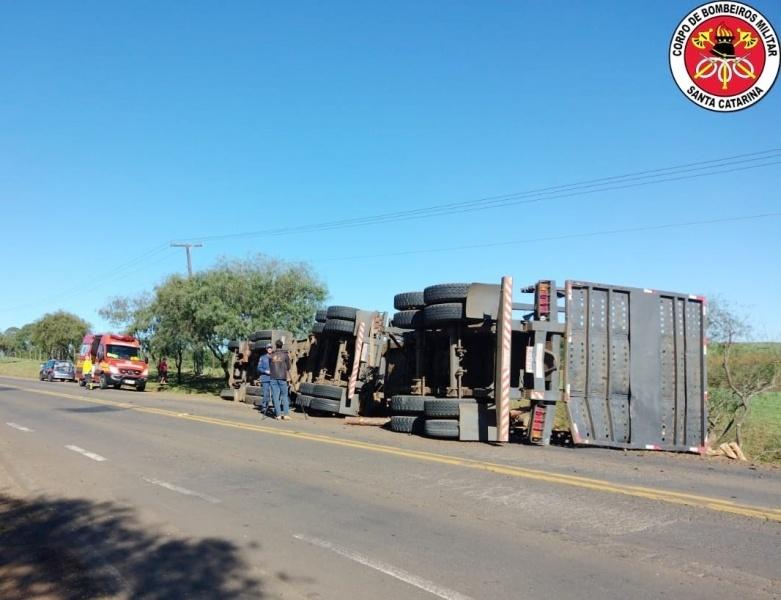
182 148 781 243
0 244 171 313
309 211 781 262
1 149 779 316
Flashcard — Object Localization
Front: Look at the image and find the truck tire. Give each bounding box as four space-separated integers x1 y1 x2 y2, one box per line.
424 419 459 439
315 309 328 323
295 394 314 408
227 340 240 351
424 398 477 418
136 382 146 392
99 374 109 390
390 395 428 414
326 306 359 320
394 291 425 311
220 388 235 400
424 283 470 305
390 415 424 434
311 322 325 334
249 330 275 341
250 340 272 351
309 396 341 413
423 302 464 325
247 385 261 396
323 318 355 335
299 382 344 401
391 310 423 329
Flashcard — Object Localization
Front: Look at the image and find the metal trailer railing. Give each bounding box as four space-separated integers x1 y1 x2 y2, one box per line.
491 278 708 452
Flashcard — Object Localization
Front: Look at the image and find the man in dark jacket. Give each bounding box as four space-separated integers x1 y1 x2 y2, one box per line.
268 339 291 420
257 343 273 415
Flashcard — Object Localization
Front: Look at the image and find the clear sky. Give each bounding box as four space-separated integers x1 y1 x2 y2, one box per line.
1 1 780 337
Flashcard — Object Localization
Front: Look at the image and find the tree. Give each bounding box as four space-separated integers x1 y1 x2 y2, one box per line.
99 255 327 381
707 299 781 448
171 255 327 379
30 311 90 360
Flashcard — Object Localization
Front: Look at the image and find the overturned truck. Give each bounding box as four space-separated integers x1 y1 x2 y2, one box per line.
385 279 707 453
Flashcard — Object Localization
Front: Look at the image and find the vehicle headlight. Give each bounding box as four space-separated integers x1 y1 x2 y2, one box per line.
109 365 119 374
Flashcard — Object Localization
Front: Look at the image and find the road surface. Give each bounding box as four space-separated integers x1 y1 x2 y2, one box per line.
1 376 779 599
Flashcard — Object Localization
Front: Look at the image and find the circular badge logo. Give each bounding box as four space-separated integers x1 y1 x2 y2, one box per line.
669 2 779 111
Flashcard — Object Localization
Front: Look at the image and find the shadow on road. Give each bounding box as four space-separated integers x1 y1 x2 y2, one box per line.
0 493 264 599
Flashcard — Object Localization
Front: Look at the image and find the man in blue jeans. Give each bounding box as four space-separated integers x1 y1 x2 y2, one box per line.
257 343 273 416
268 339 292 420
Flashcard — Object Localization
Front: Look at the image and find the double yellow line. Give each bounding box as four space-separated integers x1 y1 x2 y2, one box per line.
8 383 781 523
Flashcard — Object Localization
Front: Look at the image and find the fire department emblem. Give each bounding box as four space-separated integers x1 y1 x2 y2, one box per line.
669 2 779 111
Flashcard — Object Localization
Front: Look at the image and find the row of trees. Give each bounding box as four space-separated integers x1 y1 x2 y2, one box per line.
0 311 91 361
99 256 327 382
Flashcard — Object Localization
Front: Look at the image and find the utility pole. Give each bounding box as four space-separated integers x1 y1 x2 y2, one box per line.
170 242 203 277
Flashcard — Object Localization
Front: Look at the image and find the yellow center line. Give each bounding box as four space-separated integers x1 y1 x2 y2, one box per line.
6 384 781 523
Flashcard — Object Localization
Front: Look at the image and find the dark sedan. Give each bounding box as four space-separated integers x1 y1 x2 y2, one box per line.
39 359 76 382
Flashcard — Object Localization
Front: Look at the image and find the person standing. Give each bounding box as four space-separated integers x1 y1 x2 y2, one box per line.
268 339 291 420
82 354 93 390
257 343 273 415
158 357 169 385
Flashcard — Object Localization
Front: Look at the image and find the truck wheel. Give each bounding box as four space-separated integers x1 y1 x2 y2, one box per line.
136 382 146 392
326 306 359 321
48 373 54 382
99 374 109 389
227 340 240 351
393 291 425 311
309 396 340 413
315 309 328 323
390 415 424 434
299 382 344 401
323 318 355 335
391 310 423 329
424 398 477 418
423 283 470 305
250 339 272 351
311 322 325 334
390 395 429 414
423 303 465 325
424 419 459 439
249 330 275 341
295 394 314 408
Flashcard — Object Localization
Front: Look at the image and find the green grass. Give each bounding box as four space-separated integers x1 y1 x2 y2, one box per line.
0 357 43 379
0 357 226 396
743 392 781 462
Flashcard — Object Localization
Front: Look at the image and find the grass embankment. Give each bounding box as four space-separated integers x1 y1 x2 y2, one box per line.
0 357 40 379
0 357 225 396
742 392 781 463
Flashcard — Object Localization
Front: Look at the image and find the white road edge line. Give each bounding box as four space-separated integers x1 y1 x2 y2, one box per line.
65 445 107 462
293 534 475 600
142 477 221 504
6 422 33 432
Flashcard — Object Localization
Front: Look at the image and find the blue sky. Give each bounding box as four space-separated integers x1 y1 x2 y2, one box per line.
1 1 780 337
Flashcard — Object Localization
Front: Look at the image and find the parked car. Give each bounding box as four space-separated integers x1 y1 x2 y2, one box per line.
39 359 76 382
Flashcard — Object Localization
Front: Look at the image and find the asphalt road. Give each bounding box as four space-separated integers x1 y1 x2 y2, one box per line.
1 376 779 600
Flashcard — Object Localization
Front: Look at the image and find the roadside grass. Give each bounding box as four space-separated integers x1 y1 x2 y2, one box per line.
743 392 781 462
0 357 41 379
0 357 226 396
